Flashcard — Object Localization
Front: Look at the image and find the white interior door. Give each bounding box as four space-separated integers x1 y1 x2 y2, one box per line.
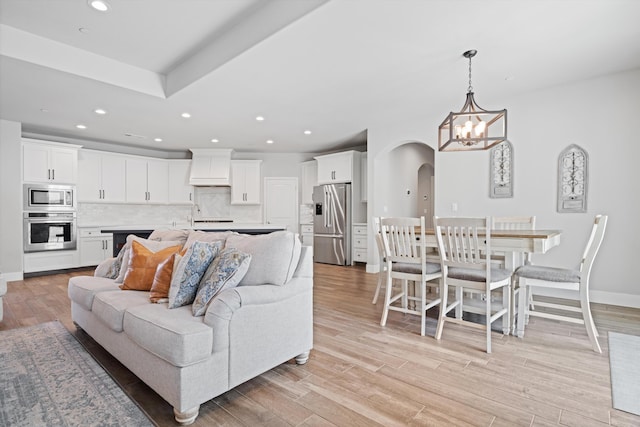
264 177 298 232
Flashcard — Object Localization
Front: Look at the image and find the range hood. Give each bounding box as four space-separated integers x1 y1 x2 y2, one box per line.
189 148 233 186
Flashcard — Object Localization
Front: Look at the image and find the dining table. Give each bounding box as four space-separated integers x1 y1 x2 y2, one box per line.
418 228 563 335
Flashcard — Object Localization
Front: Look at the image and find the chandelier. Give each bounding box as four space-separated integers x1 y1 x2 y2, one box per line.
438 50 508 152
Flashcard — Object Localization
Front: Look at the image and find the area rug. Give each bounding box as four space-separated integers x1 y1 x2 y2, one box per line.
609 331 640 416
0 321 154 426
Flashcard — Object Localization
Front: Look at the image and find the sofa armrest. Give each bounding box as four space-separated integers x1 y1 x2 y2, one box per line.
94 257 116 277
203 277 311 325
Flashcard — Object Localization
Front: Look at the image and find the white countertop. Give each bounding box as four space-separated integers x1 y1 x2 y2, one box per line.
96 223 286 232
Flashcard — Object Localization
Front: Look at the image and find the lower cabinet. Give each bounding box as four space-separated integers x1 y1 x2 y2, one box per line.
352 223 368 264
300 224 313 247
24 250 79 273
79 229 113 267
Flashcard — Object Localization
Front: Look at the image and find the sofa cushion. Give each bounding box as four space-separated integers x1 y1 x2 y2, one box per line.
148 228 190 246
149 253 179 303
123 303 214 367
184 230 234 250
192 248 251 316
168 240 223 309
115 236 182 283
120 241 181 291
225 231 301 286
92 290 151 332
68 276 121 311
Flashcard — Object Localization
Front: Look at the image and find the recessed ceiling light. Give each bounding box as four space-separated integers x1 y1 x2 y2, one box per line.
211 139 219 143
304 130 312 135
94 108 107 115
181 112 191 118
88 0 110 12
266 139 274 144
78 27 89 34
76 124 87 129
255 116 265 121
154 138 162 142
40 108 49 113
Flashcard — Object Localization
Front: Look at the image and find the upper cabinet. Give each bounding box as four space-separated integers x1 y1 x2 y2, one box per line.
125 158 168 204
230 160 261 205
77 150 126 203
300 160 317 205
168 160 194 204
23 139 81 184
315 151 358 184
189 148 232 186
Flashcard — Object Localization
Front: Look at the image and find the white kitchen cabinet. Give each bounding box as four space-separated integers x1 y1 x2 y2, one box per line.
300 224 314 247
79 228 113 267
230 160 261 205
77 150 126 203
23 250 79 273
189 148 232 186
300 160 317 205
352 223 368 264
126 158 169 204
315 150 358 184
23 139 80 184
168 160 194 204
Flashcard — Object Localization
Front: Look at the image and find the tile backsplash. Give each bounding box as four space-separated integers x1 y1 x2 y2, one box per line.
78 187 262 227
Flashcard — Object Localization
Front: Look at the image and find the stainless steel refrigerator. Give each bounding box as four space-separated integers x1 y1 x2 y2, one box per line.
312 183 351 265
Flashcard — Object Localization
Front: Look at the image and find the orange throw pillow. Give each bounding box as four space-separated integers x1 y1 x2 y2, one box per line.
149 253 179 303
120 241 181 291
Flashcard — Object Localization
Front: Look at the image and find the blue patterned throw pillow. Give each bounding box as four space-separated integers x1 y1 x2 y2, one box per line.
168 240 222 309
192 248 252 316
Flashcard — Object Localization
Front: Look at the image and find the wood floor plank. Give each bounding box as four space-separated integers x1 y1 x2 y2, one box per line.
2 263 640 427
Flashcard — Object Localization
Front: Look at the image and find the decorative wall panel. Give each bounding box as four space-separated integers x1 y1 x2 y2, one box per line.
557 144 588 213
489 141 513 198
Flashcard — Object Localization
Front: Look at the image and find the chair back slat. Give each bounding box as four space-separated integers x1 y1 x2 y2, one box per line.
435 217 490 272
381 217 425 266
492 216 536 230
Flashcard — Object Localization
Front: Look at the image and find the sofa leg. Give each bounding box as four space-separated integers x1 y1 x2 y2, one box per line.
174 406 199 425
295 350 310 365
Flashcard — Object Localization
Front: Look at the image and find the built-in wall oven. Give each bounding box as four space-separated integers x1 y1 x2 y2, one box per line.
23 183 77 252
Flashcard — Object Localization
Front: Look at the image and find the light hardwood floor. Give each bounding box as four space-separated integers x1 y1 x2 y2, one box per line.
2 263 640 427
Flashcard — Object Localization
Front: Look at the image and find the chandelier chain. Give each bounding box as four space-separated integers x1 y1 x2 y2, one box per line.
468 54 473 93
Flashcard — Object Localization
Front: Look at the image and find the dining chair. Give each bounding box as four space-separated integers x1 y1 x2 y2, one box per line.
371 216 388 304
514 215 608 353
492 216 536 331
434 216 512 353
379 216 442 336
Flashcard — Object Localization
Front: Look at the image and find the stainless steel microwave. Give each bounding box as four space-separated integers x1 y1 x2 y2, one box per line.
24 183 75 211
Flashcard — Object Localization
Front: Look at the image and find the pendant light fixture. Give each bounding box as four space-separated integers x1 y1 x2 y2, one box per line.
438 50 508 152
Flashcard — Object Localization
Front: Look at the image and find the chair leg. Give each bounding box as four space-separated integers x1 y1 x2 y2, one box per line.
435 279 447 340
502 284 511 335
486 292 492 354
420 280 426 337
516 281 527 338
580 287 601 353
380 269 394 327
372 268 384 304
455 286 463 319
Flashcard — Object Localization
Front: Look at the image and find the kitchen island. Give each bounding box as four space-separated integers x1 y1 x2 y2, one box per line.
101 224 287 256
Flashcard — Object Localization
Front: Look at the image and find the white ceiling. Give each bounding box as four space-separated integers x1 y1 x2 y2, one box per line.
1 0 639 154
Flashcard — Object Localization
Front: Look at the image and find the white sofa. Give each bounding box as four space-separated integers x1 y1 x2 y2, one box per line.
68 230 313 425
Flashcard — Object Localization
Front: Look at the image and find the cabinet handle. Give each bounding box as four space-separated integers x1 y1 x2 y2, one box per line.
48 169 51 180
52 169 55 180
102 189 105 199
189 192 192 201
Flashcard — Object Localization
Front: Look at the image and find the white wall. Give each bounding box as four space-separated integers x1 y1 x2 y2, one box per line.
0 119 23 280
368 68 640 307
